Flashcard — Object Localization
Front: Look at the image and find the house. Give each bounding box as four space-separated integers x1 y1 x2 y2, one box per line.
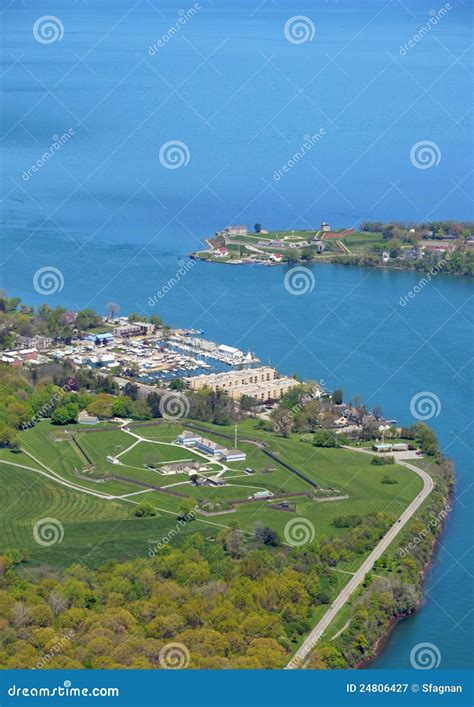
321 222 331 232
220 448 247 462
106 455 120 464
78 410 99 425
214 247 229 258
177 430 202 446
269 253 283 263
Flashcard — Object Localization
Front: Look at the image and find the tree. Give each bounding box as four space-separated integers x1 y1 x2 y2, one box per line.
0 423 18 448
169 378 185 390
105 302 120 320
51 403 79 425
149 314 163 328
76 309 101 331
123 382 138 401
254 223 262 233
87 394 114 419
254 523 280 546
111 397 135 418
146 392 162 418
285 251 299 264
128 313 142 323
332 388 343 405
221 525 245 558
271 406 293 437
134 502 156 517
240 395 257 413
313 429 338 447
177 499 196 521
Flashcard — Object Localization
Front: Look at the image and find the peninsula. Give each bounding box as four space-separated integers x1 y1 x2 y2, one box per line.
191 220 474 276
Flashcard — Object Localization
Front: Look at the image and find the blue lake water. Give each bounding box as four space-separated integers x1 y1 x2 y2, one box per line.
1 0 473 670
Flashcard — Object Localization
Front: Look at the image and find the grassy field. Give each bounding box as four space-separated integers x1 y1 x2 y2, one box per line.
0 418 425 567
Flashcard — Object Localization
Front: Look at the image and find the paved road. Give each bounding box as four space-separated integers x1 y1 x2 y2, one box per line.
285 452 434 669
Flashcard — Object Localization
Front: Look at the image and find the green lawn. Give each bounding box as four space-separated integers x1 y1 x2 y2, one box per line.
0 418 426 567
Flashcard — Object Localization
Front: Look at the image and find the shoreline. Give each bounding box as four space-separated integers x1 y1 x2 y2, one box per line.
191 253 471 278
357 487 453 669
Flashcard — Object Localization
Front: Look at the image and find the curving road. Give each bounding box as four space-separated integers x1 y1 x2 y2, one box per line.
286 452 434 669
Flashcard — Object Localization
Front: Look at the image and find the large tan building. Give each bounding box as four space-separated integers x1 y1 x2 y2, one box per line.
183 366 298 401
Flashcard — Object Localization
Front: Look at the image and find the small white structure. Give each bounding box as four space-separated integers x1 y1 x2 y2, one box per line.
382 251 390 263
248 490 272 500
106 455 120 465
321 222 331 232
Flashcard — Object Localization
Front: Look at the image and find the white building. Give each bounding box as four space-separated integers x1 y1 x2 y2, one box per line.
177 431 202 446
225 225 247 236
221 448 246 462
